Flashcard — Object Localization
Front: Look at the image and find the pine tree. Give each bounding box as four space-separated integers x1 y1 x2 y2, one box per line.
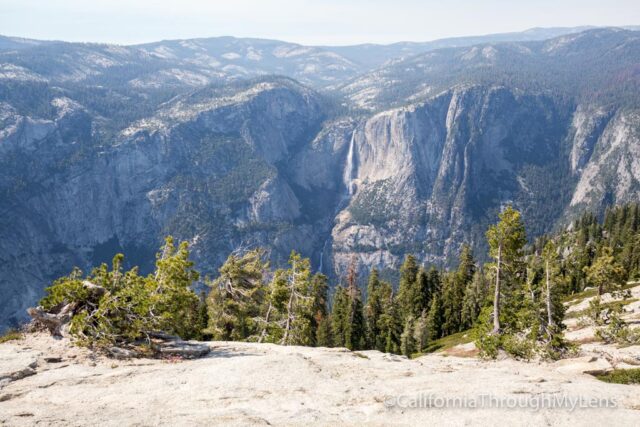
541 241 562 329
461 269 489 329
310 273 329 346
364 268 383 349
413 310 429 352
195 290 210 340
377 283 401 354
280 252 315 346
371 279 397 352
40 237 202 347
400 316 416 357
344 258 366 350
316 315 333 347
425 294 443 341
206 248 267 341
485 206 527 334
331 286 349 348
584 246 627 297
397 255 423 320
150 237 202 339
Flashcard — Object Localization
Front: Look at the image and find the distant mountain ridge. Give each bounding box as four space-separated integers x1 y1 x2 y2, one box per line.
1 26 637 88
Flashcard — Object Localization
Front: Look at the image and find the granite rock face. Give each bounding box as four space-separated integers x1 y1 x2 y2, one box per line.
2 29 640 330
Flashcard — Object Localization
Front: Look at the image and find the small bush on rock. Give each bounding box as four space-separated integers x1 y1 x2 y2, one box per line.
37 237 201 348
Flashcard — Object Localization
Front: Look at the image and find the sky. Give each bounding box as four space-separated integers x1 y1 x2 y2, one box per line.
1 0 639 46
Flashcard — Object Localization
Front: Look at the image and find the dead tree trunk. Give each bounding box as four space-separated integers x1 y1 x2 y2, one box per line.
546 259 553 328
492 243 502 334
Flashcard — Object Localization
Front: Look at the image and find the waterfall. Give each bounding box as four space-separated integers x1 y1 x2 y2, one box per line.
318 238 329 273
343 131 357 196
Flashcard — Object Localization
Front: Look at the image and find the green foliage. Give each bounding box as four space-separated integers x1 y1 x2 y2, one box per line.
584 246 627 297
376 286 402 354
591 298 640 345
594 368 640 385
310 273 330 346
331 285 350 348
279 252 316 346
315 316 333 347
207 249 267 341
34 202 640 361
425 294 444 341
364 269 383 348
368 278 399 353
473 307 500 358
461 270 489 329
40 237 202 348
501 334 536 360
486 205 527 333
396 255 422 320
400 316 416 357
0 329 23 344
330 260 367 350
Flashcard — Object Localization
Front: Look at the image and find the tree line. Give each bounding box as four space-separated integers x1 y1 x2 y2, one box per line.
38 203 640 358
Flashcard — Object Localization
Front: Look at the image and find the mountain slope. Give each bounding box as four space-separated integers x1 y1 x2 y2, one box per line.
1 28 640 330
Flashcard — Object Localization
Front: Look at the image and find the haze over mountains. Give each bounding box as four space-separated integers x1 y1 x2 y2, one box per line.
1 26 640 330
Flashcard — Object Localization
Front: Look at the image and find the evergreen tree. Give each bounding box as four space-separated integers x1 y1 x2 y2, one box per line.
461 269 489 329
41 237 202 347
206 248 267 341
310 273 329 346
541 241 563 329
364 268 383 349
279 252 315 346
397 255 423 320
153 237 202 339
485 206 527 334
400 316 416 357
584 246 627 297
344 258 366 350
377 283 401 354
195 290 210 340
425 294 444 341
316 315 333 347
413 310 429 352
331 286 350 348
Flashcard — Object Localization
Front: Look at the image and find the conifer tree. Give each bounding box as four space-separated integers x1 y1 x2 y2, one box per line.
376 283 401 353
206 248 267 341
541 241 561 329
413 309 429 352
485 206 527 334
425 294 443 341
584 246 626 297
310 273 329 346
344 258 366 350
40 237 202 347
331 285 349 348
279 252 315 346
397 255 422 320
364 268 383 349
316 315 333 347
400 316 416 357
461 269 489 329
371 279 398 352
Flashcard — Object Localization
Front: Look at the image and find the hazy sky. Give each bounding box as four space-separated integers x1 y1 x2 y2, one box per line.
2 0 639 45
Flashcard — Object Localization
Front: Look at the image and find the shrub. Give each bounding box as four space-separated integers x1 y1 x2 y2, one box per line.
39 237 201 348
595 368 640 385
0 329 23 344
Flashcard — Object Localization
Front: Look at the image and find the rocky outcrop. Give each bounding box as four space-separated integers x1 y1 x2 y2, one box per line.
1 330 640 425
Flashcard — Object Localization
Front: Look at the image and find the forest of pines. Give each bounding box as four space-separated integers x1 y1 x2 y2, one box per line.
36 203 640 359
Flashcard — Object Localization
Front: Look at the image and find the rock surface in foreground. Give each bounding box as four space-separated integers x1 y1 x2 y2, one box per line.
1 334 640 426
